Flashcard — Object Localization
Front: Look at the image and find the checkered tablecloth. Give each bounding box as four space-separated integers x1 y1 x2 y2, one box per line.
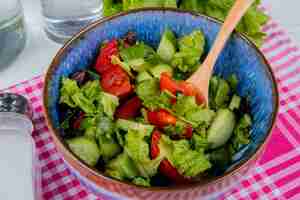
1 7 300 200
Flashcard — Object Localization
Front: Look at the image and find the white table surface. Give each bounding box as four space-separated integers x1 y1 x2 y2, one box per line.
0 0 299 89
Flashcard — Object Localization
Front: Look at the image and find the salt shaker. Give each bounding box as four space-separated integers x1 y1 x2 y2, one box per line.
0 93 42 200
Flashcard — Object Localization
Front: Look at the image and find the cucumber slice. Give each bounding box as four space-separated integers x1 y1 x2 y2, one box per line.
136 71 153 83
98 135 122 162
157 29 176 63
207 109 236 149
229 94 241 111
149 64 173 78
67 137 101 166
105 152 140 180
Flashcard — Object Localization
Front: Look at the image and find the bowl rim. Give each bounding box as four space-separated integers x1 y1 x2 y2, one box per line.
43 7 279 192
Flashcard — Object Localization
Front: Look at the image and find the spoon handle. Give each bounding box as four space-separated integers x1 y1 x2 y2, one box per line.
188 0 255 104
202 0 255 74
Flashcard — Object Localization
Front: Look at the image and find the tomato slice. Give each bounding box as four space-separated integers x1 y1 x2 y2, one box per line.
73 112 85 130
147 109 177 127
150 130 162 159
115 96 142 119
100 66 133 98
160 72 205 105
183 125 193 139
160 72 179 95
95 39 119 74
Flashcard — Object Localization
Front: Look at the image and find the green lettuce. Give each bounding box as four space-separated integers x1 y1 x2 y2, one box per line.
172 94 215 128
120 42 161 72
116 119 154 136
132 177 151 187
136 79 173 110
159 135 212 177
231 114 252 151
67 137 101 166
180 0 268 46
125 129 163 178
105 152 140 180
100 92 119 118
60 78 119 117
60 78 80 107
103 0 123 17
171 30 205 73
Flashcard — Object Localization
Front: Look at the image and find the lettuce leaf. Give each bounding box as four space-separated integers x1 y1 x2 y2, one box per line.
136 79 173 110
100 92 119 118
171 30 205 73
116 119 154 136
132 177 151 187
60 78 80 107
159 135 212 177
231 114 252 151
125 129 163 178
103 0 123 17
179 0 268 46
105 152 140 180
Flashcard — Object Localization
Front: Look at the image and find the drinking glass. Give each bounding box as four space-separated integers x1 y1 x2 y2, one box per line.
0 0 26 69
40 0 103 43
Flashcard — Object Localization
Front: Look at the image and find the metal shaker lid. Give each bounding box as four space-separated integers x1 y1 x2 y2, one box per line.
0 93 32 119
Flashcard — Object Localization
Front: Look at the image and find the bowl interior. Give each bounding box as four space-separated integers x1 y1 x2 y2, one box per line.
45 9 277 179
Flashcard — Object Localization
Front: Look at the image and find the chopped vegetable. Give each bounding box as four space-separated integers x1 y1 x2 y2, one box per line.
147 109 177 127
60 78 80 107
231 114 252 151
101 66 133 98
125 129 163 178
157 29 177 63
149 64 173 79
132 177 151 187
171 30 205 73
207 109 236 149
151 132 211 179
105 152 140 180
67 137 101 166
100 92 119 118
98 134 122 162
229 94 241 111
115 96 142 119
116 119 154 136
179 0 268 46
95 39 120 74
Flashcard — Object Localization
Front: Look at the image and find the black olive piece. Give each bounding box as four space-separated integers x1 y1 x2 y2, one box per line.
123 31 137 46
71 71 88 86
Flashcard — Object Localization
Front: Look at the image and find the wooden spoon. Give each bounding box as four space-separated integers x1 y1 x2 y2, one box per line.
187 0 255 105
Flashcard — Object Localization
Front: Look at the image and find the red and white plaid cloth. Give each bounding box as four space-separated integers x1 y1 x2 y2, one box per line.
2 7 300 200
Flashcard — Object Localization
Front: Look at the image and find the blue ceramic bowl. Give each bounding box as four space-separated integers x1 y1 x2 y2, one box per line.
44 8 278 198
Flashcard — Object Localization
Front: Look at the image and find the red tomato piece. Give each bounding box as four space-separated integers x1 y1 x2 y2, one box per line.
72 112 85 130
95 39 119 74
147 109 177 127
150 130 162 159
115 96 142 119
177 81 197 96
160 72 179 95
160 72 205 105
100 66 133 98
159 159 188 184
183 125 193 139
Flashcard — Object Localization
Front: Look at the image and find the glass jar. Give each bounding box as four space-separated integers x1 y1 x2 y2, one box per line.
40 0 103 43
0 1 26 69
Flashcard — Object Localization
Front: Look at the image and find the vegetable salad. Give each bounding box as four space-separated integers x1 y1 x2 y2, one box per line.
59 30 252 187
